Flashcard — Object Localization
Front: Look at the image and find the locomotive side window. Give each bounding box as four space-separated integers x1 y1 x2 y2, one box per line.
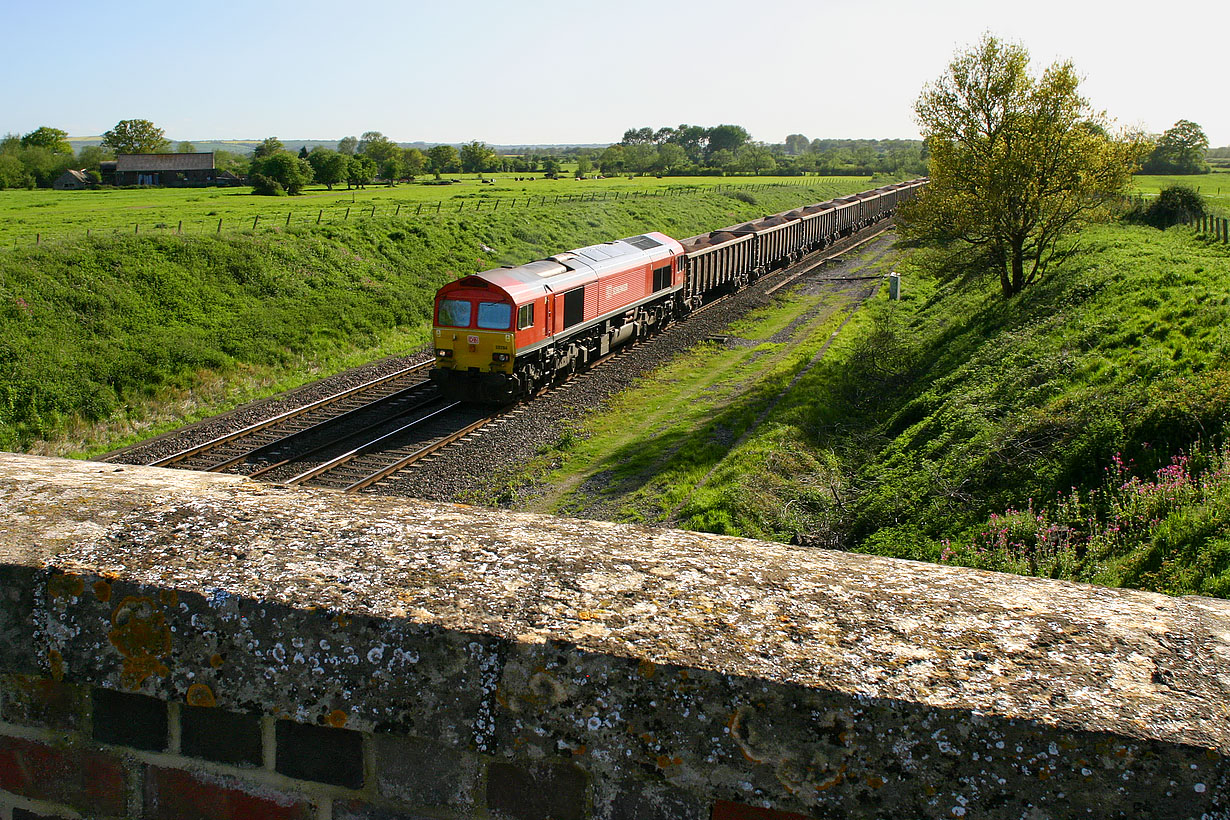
517 303 534 330
438 299 472 328
477 301 512 330
563 287 585 329
652 265 672 291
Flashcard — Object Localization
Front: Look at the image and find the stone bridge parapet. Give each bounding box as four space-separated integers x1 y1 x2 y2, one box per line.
0 453 1227 819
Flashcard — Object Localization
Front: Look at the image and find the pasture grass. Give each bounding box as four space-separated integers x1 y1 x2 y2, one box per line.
0 175 874 248
1132 171 1230 214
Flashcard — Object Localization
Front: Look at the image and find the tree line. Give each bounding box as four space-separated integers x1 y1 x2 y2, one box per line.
591 125 929 177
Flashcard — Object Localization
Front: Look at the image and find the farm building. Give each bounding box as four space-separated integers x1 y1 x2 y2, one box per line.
114 152 231 187
52 169 93 190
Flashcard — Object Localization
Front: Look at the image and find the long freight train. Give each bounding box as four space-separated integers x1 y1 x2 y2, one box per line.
429 178 926 403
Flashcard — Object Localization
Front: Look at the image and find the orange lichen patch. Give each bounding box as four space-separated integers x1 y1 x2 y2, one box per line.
48 649 64 682
571 745 587 757
815 768 846 792
866 776 885 789
159 590 178 607
577 610 595 620
637 659 656 679
186 683 216 707
209 653 224 669
48 573 84 600
92 580 112 602
326 709 349 728
108 596 172 690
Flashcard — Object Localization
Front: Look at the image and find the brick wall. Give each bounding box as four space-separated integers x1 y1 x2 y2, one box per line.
0 674 776 820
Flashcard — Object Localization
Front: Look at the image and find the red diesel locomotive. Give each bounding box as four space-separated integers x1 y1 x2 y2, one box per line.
429 179 926 403
430 231 686 403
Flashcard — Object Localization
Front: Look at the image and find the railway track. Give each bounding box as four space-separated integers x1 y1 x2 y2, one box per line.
139 362 435 472
251 399 492 492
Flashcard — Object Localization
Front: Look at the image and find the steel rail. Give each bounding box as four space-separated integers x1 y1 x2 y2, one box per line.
148 361 432 468
282 401 463 486
244 390 445 479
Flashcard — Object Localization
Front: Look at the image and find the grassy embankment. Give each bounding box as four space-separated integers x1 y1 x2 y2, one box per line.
0 175 869 248
511 221 1230 598
0 179 879 456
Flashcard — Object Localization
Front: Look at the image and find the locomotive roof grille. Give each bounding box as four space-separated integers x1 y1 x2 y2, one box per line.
626 235 662 250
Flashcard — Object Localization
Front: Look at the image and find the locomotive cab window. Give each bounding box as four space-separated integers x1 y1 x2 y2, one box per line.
652 265 672 292
517 303 534 330
477 301 512 330
438 299 472 328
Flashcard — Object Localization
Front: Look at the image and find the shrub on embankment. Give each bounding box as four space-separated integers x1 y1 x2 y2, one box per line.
0 184 868 454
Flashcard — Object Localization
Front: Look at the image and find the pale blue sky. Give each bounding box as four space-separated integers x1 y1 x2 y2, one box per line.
3 0 1226 146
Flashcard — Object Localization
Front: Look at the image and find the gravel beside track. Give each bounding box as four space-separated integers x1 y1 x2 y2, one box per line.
102 345 435 467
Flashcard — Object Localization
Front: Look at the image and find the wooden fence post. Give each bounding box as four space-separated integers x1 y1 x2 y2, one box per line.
135 223 139 234
395 204 401 216
35 233 40 246
416 204 423 215
371 205 376 217
252 216 259 230
345 207 350 220
177 221 183 234
317 210 323 224
285 212 291 227
217 218 223 234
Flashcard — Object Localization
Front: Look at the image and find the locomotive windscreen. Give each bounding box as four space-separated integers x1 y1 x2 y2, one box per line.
477 302 512 330
438 299 471 327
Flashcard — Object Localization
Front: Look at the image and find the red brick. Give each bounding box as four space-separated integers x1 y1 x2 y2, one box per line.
144 766 314 820
711 800 813 820
0 734 126 815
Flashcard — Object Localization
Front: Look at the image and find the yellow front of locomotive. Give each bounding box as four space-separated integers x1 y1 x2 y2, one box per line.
432 325 515 374
429 278 519 403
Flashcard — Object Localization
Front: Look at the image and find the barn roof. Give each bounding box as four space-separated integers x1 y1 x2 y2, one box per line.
116 152 215 172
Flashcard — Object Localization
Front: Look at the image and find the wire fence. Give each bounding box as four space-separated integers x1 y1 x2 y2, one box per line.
8 178 864 250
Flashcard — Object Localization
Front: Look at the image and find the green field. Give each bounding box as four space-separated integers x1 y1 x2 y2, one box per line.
0 175 872 249
1132 171 1230 214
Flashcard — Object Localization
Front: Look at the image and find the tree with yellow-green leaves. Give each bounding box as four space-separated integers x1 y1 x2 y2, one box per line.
905 34 1148 298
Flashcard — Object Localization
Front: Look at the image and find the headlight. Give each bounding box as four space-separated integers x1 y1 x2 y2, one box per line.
492 353 510 362
435 349 452 358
